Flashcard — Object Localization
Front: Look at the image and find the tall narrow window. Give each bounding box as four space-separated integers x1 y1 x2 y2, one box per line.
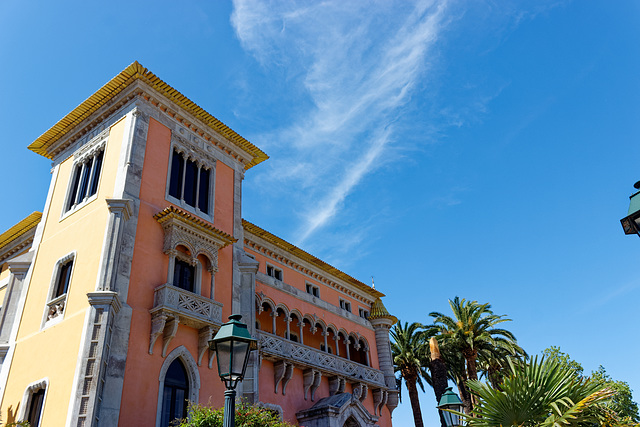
66 148 104 212
167 149 211 215
54 259 73 298
27 388 45 427
161 359 189 427
173 260 195 293
45 255 75 324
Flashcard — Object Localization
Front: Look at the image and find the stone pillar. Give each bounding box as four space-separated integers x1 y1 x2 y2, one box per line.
285 317 291 340
298 322 304 345
71 198 133 427
96 199 133 291
71 292 122 427
370 314 399 416
0 252 33 347
166 250 177 284
323 331 329 352
271 311 277 334
345 337 351 360
237 251 259 403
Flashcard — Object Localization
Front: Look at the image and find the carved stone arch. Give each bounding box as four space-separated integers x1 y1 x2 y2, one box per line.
261 297 276 313
156 346 200 427
154 207 237 275
349 332 360 347
296 393 378 427
289 308 302 320
359 337 370 352
314 318 327 332
194 250 215 271
255 293 264 312
326 324 339 335
338 328 350 340
274 303 289 316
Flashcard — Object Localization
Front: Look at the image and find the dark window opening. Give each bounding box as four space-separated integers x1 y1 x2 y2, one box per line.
169 149 184 199
66 149 104 212
168 150 211 214
289 333 298 343
306 284 320 298
161 359 189 427
54 260 73 298
27 388 45 427
173 260 195 293
267 265 283 281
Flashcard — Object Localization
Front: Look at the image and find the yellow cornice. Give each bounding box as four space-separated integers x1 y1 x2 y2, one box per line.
28 61 269 170
369 298 397 324
154 206 237 247
0 212 42 250
242 219 385 300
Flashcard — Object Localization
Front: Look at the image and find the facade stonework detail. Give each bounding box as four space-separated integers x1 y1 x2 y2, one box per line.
0 62 397 427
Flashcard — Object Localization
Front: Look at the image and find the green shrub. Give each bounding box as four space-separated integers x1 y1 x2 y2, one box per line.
177 401 294 427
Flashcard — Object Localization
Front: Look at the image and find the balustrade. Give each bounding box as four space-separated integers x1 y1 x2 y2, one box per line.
257 331 385 388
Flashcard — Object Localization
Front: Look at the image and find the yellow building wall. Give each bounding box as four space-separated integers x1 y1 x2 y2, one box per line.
1 117 126 425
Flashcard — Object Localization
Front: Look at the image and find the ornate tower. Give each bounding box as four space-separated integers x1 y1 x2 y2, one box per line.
368 297 399 416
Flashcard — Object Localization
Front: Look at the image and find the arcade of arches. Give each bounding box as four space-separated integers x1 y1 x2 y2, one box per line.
256 300 370 366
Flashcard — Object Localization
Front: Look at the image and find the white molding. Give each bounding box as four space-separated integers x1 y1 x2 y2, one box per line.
18 377 49 424
40 251 77 329
0 164 59 404
155 345 201 427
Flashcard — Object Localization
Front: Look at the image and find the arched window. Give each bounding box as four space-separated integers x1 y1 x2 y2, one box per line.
160 359 189 426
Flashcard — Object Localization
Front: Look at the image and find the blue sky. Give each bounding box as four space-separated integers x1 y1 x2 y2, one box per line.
1 1 640 425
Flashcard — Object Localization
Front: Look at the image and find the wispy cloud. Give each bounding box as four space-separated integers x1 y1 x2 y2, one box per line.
232 0 450 244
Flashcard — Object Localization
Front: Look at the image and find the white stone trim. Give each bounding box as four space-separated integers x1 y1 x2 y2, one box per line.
41 251 77 329
59 131 108 221
0 164 58 404
155 345 201 427
18 377 49 424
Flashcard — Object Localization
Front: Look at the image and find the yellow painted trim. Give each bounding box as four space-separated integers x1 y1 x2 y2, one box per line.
243 219 385 299
28 61 269 170
369 298 397 323
154 206 237 247
0 212 42 250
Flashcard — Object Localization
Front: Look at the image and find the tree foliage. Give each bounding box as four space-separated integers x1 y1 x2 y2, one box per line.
177 401 294 427
542 346 639 423
391 321 431 427
463 356 636 427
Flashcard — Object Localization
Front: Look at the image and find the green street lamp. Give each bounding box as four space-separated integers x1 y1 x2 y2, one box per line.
437 387 464 427
621 181 640 237
209 314 258 427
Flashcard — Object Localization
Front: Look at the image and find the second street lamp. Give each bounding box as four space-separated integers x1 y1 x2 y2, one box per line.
437 387 465 427
209 314 258 427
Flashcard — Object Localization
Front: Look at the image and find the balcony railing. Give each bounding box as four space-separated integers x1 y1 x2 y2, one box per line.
257 331 386 387
150 283 223 329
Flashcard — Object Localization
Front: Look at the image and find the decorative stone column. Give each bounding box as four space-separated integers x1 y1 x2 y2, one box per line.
0 252 33 348
369 297 399 417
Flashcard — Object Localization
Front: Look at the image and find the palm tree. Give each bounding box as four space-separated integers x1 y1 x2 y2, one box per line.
430 297 520 411
391 321 430 427
461 356 635 427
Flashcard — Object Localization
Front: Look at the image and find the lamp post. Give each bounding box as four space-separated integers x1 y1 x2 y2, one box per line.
620 181 640 237
437 387 464 427
209 314 258 427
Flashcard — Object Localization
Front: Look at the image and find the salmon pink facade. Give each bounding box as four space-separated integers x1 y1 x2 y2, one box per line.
0 62 398 427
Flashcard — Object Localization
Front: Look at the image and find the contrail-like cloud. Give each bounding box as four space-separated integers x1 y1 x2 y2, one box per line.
231 0 449 244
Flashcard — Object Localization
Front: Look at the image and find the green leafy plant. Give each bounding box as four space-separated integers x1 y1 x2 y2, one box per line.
460 356 638 427
177 401 294 427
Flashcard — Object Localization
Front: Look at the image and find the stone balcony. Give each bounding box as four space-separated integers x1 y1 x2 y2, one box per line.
257 331 386 400
149 283 223 365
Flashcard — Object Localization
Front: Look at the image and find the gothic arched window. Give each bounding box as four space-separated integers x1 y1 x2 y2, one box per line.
160 359 189 426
